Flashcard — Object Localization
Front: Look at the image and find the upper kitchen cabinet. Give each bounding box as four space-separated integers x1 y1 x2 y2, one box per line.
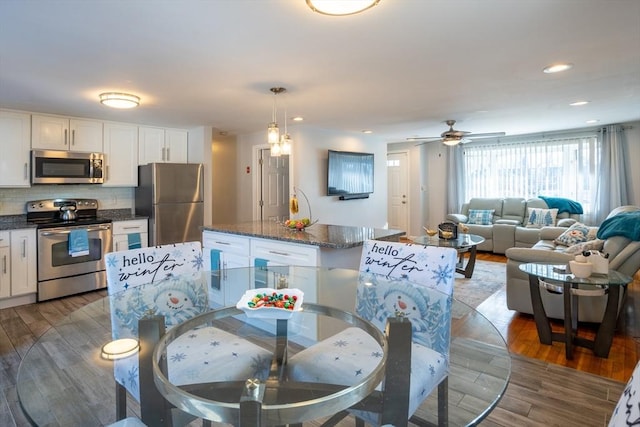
103 122 139 187
0 110 31 187
32 114 103 152
138 126 188 164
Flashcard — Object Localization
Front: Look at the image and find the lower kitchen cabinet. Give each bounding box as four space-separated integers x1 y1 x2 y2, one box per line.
0 229 37 300
112 219 149 251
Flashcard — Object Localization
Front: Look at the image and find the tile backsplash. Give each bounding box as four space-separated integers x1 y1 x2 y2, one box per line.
0 186 134 215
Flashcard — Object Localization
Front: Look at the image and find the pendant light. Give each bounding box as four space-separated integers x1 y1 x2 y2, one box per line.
280 101 293 156
267 87 285 146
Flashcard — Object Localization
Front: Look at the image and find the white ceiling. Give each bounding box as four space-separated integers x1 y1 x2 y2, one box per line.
1 0 639 143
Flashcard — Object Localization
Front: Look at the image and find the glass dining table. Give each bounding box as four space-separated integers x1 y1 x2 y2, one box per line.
16 266 510 426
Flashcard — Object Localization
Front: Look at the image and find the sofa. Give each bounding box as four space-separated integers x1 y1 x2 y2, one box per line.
446 197 582 254
505 205 640 323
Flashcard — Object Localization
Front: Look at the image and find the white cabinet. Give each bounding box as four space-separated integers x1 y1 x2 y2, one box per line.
0 232 10 299
0 229 37 297
250 238 319 267
138 126 188 164
112 220 149 252
203 231 251 270
32 114 103 152
103 122 139 187
0 110 31 187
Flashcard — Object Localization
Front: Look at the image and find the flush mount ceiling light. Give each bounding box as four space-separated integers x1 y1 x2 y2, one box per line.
543 63 573 74
101 338 139 360
99 92 141 109
306 0 380 16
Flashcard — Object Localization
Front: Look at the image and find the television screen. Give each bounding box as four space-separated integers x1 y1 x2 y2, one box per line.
327 150 374 196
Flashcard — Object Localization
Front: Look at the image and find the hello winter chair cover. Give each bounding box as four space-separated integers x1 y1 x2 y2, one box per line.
105 242 270 402
288 241 457 425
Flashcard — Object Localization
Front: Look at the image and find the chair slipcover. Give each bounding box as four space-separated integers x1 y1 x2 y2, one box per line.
289 241 457 425
106 242 270 402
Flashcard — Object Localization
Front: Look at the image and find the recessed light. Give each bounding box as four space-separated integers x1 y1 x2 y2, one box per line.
543 63 573 74
586 119 599 124
292 116 304 122
569 100 589 106
362 130 373 134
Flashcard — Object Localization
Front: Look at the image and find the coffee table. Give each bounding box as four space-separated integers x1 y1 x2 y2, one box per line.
519 263 632 359
17 267 510 426
411 234 485 278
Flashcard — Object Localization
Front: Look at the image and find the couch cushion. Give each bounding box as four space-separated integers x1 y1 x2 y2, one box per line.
468 209 494 225
525 208 559 228
555 222 590 246
464 198 503 216
501 198 526 223
565 239 605 255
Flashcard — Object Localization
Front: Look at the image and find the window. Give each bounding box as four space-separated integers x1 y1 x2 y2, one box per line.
461 134 600 219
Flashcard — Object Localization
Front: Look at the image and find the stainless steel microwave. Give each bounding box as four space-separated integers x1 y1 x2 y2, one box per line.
31 150 104 184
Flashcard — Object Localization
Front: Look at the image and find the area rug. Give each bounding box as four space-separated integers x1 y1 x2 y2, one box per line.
453 259 506 309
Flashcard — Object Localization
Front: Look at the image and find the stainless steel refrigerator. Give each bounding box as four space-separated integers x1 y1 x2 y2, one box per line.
135 163 204 246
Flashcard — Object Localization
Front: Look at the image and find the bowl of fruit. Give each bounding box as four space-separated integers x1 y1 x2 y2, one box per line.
283 217 317 231
236 288 304 319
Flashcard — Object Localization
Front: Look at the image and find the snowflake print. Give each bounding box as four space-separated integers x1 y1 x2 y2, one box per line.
431 263 453 286
188 334 197 339
127 366 139 389
210 341 220 347
170 352 187 362
371 351 383 358
191 253 204 270
355 369 363 376
333 339 349 347
106 255 118 268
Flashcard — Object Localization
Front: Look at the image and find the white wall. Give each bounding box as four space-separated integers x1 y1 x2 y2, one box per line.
235 126 389 228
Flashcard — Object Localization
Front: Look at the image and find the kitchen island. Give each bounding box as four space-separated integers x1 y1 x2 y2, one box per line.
202 221 405 270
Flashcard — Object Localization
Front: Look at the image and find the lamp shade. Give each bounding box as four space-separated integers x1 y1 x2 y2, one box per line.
306 0 380 16
99 92 140 109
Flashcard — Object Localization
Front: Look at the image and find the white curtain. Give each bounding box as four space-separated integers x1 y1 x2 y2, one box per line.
594 124 628 223
457 133 600 223
446 145 465 214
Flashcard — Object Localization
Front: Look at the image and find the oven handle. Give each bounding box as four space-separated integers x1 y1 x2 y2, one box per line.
40 225 112 236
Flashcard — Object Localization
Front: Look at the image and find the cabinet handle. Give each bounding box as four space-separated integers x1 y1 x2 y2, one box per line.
24 163 28 180
122 226 142 230
223 261 228 280
106 165 109 180
162 147 166 161
72 129 76 145
214 241 231 246
64 129 68 145
167 147 170 161
22 239 26 258
2 255 6 274
268 250 291 257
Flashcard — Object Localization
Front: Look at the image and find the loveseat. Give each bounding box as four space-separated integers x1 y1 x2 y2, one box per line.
505 206 640 323
446 197 582 254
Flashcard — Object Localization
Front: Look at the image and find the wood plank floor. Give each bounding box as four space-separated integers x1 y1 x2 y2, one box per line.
0 256 636 426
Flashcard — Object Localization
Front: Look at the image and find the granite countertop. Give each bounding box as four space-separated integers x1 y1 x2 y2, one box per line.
0 209 147 231
202 221 405 249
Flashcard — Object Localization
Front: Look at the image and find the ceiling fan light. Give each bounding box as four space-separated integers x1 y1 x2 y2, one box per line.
543 63 573 74
99 92 140 109
442 137 461 146
306 0 380 16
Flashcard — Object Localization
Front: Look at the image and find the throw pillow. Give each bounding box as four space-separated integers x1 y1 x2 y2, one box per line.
467 209 494 225
526 208 559 228
555 222 591 246
564 239 605 255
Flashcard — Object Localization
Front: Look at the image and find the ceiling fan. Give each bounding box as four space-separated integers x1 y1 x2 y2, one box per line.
410 120 505 146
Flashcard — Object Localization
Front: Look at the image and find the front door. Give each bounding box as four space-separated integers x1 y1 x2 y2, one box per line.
259 149 289 222
387 151 409 232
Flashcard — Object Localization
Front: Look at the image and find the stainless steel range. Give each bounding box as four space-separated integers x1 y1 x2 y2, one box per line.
26 199 112 301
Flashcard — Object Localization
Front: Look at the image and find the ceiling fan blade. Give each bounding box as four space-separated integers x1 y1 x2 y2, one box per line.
468 131 506 139
412 138 442 146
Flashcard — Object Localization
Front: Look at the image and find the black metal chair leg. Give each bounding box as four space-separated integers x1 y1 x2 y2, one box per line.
116 381 127 420
438 377 448 427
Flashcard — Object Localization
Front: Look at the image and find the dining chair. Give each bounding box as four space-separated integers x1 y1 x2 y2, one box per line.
288 240 457 426
105 242 272 425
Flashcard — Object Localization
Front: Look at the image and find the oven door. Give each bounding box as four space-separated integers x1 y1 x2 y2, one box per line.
37 223 112 281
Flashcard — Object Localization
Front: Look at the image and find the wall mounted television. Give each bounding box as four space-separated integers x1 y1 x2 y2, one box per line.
327 149 374 200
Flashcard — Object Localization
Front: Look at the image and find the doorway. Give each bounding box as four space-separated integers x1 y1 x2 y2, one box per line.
387 151 409 232
257 148 290 222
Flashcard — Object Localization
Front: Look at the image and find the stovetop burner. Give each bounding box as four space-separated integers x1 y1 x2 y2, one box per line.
26 198 112 228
